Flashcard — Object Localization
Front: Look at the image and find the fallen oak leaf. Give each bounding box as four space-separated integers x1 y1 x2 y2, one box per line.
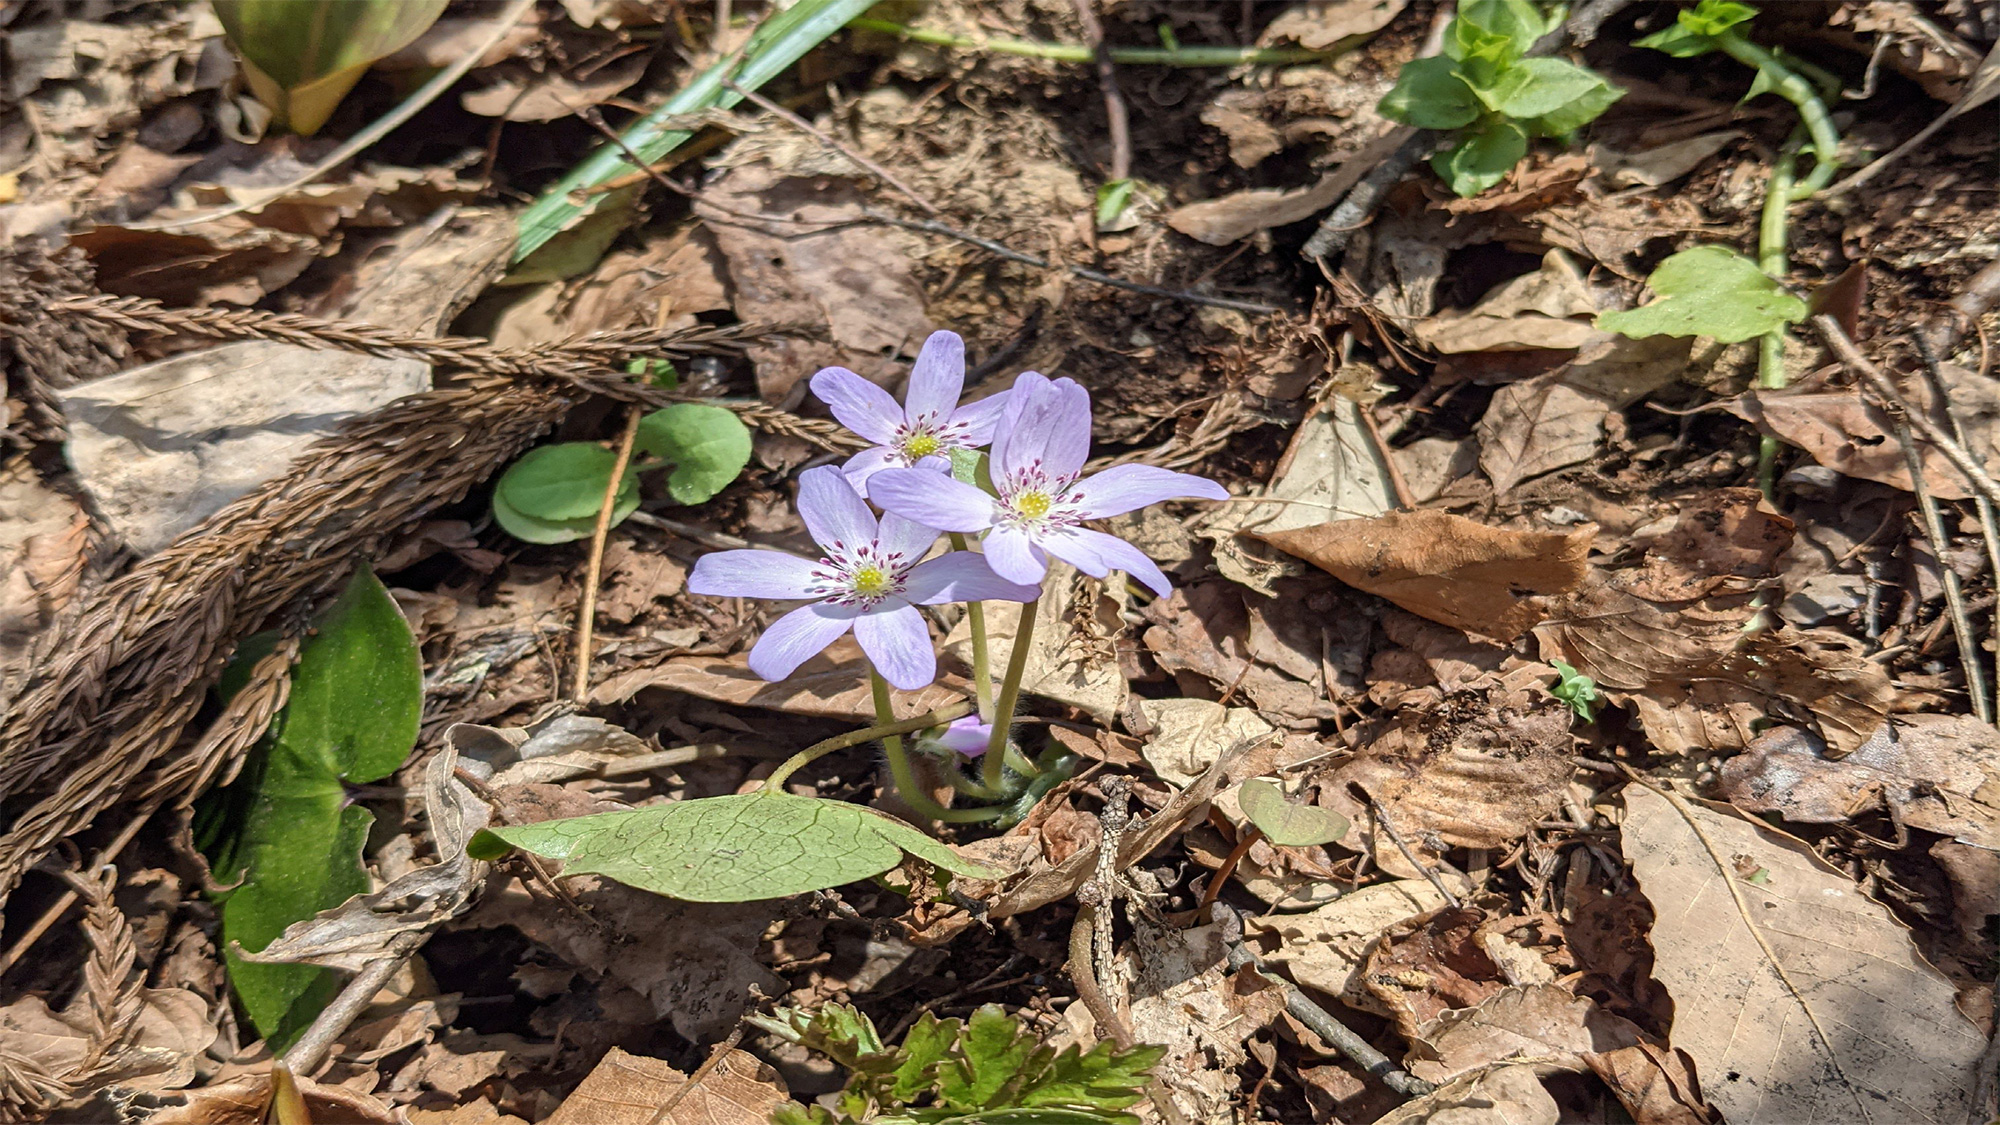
1256 510 1594 643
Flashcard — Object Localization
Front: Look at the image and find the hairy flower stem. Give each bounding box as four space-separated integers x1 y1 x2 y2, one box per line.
1755 147 1799 499
762 700 975 790
982 599 1039 793
872 670 1003 824
948 532 995 719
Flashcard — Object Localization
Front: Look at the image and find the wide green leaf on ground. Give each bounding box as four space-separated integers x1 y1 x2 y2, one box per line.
469 791 1005 902
203 566 422 1046
635 403 754 505
1237 778 1349 847
1596 245 1807 343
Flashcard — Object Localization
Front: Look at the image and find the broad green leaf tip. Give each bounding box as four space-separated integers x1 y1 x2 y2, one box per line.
470 791 1005 902
1596 245 1807 344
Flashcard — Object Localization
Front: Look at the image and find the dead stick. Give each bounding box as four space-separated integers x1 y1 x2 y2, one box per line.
282 929 427 1075
1816 314 2000 510
1069 0 1131 182
1359 788 1460 909
573 407 643 702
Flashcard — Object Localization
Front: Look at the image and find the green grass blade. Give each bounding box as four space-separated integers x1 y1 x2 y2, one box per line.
514 0 876 262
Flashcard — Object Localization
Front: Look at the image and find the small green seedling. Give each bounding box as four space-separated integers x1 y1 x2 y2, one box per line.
1595 245 1808 344
753 1002 1165 1125
1377 0 1623 197
490 400 752 544
1237 778 1349 847
1548 659 1598 723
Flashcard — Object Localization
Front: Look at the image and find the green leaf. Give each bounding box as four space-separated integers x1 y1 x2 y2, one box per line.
941 1006 1044 1110
1378 56 1481 130
1483 57 1615 119
1548 659 1598 722
207 567 421 1046
1594 245 1807 343
497 443 637 521
1017 1041 1165 1114
627 357 680 388
515 0 877 262
1237 779 1349 847
1681 0 1759 37
1432 118 1528 198
892 1013 958 1103
1520 73 1624 137
468 791 1005 902
213 0 448 135
490 488 619 545
1447 0 1549 84
1094 180 1134 231
634 403 753 505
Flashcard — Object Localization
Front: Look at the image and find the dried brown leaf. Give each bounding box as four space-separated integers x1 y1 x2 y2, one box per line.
1259 510 1594 643
1719 715 2000 846
1621 787 1985 1124
590 636 970 724
1374 1062 1558 1124
1252 880 1450 1006
150 1074 400 1125
1475 377 1609 496
1624 487 1793 600
1408 984 1641 1084
545 1046 787 1125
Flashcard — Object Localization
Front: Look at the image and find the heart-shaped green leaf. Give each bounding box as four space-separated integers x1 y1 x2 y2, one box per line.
1378 56 1481 130
634 403 753 505
203 566 422 1046
469 791 1005 902
1237 778 1349 847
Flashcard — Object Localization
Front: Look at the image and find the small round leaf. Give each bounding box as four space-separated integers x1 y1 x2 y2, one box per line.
496 443 633 521
635 404 753 505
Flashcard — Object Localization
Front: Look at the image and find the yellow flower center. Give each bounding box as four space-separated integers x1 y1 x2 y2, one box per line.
902 432 942 460
851 565 893 597
1015 491 1052 519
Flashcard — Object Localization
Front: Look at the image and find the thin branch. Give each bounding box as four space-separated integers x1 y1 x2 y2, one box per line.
1816 314 2000 511
573 407 643 702
1069 0 1131 182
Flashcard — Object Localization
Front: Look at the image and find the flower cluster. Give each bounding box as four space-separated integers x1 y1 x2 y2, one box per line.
689 330 1226 695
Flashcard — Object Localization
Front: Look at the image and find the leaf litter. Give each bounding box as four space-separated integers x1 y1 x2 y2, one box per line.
3 0 2000 1121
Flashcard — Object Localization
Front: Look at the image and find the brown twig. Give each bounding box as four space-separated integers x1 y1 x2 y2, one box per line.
1069 0 1131 182
573 407 644 702
722 79 943 215
281 929 428 1076
1196 824 1263 918
1817 314 2000 510
648 1027 745 1125
1359 788 1460 909
1069 776 1136 1050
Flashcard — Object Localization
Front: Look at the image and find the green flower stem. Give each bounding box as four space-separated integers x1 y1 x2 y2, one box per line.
948 533 994 720
1003 745 1043 779
849 17 1345 66
1755 146 1799 498
981 599 1039 793
1715 32 1840 197
761 699 974 791
872 670 1004 824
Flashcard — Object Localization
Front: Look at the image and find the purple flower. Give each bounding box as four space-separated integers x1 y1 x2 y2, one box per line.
868 372 1228 597
810 330 1012 490
930 716 994 759
687 466 1039 690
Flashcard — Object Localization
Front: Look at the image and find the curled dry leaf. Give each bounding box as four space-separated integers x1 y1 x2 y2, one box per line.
1373 1062 1558 1125
1252 879 1450 1006
1535 573 1892 757
149 1073 400 1125
946 562 1126 725
591 635 971 724
1136 698 1276 788
1621 786 1985 1124
1258 510 1594 643
1719 715 2000 847
1407 983 1641 1085
1323 697 1574 873
1141 582 1340 725
544 1046 787 1125
1624 487 1793 601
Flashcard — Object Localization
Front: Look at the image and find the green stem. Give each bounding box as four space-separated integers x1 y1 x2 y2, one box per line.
981 599 1039 793
1716 32 1840 197
850 17 1345 66
872 670 1003 824
1003 745 1043 779
1755 147 1799 499
948 533 994 720
761 699 975 791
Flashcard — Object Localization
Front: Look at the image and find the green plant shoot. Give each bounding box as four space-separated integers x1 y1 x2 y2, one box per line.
1548 659 1598 722
1377 0 1623 196
213 0 447 135
753 1002 1165 1125
198 567 422 1047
